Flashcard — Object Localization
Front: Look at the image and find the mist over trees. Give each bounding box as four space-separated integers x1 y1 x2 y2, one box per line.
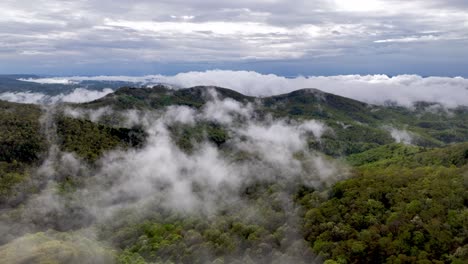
0 85 467 263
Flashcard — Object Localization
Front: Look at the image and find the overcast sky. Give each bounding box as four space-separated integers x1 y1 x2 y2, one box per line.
1 0 467 76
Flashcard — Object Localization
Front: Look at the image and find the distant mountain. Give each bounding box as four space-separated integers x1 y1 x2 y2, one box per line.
83 85 253 109
0 75 141 95
81 85 468 153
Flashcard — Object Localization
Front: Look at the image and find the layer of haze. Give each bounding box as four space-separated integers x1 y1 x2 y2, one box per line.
5 70 468 107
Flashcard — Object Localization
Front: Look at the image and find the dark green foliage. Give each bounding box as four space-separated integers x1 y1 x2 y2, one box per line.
374 105 468 146
347 143 468 168
84 86 468 153
262 89 377 123
84 85 253 110
312 123 395 156
0 161 29 201
101 184 314 264
169 122 229 152
56 116 146 161
413 143 468 167
299 149 468 263
0 100 46 205
0 100 46 163
347 144 422 167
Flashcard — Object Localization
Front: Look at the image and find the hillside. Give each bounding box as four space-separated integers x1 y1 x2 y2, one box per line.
0 86 467 264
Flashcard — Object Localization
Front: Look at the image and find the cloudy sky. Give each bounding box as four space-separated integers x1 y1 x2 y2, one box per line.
1 0 468 76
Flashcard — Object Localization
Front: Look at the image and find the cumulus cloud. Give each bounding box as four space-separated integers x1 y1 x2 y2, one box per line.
22 71 468 107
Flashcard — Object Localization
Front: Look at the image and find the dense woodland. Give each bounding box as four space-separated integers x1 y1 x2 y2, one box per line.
0 86 467 263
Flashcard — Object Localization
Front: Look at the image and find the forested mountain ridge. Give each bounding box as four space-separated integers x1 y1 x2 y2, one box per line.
0 86 466 264
84 85 468 152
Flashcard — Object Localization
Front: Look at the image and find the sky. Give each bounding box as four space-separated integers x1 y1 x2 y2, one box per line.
1 0 468 76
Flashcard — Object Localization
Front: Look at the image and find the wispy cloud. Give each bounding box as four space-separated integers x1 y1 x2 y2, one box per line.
374 34 466 43
375 35 441 43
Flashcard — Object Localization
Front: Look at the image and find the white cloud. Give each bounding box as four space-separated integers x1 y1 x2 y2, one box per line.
104 19 289 36
23 96 344 220
91 102 341 215
19 77 77 84
0 92 50 104
374 34 467 43
375 35 439 43
21 71 468 107
60 88 113 103
299 120 329 139
201 89 254 124
64 106 114 122
333 0 388 12
0 88 113 104
386 127 414 144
